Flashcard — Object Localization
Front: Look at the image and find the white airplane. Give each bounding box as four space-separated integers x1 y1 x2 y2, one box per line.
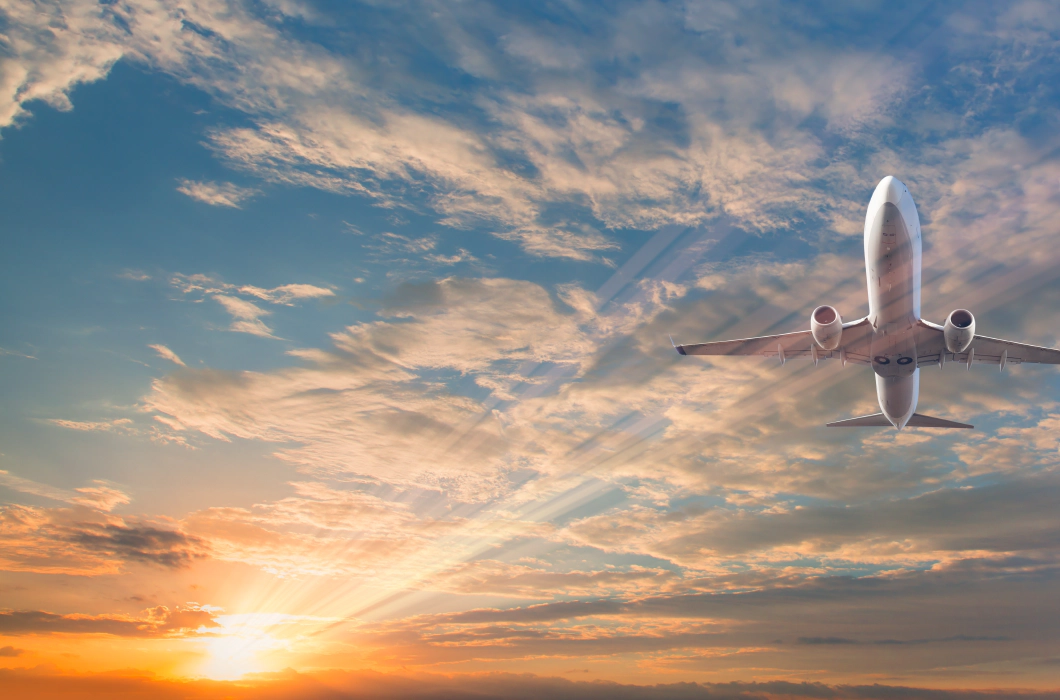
673 176 1060 429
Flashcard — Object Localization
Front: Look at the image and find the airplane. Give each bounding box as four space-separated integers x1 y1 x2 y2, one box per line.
671 176 1060 429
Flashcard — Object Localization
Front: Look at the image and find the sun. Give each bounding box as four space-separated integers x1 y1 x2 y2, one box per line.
198 633 270 680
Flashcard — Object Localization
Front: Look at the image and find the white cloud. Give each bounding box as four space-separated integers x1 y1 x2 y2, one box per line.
168 273 334 338
238 283 335 303
48 418 135 433
171 273 333 305
176 179 259 208
0 347 36 360
426 248 477 265
0 0 124 129
149 344 186 366
0 470 130 512
215 295 277 338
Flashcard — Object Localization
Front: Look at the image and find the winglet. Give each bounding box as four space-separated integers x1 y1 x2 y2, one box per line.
669 335 686 355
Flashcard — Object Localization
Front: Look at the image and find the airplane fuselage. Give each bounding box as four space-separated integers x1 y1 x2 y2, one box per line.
864 176 923 428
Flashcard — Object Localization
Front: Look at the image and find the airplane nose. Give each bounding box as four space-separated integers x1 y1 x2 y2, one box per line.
875 175 908 205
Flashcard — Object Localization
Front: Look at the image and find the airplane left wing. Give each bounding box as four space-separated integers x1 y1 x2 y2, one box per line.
673 317 873 364
915 320 1060 367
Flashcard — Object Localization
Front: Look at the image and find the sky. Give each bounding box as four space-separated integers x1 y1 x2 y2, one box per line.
1 0 1060 696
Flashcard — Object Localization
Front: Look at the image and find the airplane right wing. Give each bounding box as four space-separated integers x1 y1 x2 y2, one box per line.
915 320 1060 367
673 317 874 364
963 335 1060 365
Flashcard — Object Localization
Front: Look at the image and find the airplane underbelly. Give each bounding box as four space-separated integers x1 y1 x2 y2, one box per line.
870 326 917 377
865 201 920 377
876 371 919 426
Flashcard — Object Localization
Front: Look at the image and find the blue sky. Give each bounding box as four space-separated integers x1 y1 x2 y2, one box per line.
2 0 1060 690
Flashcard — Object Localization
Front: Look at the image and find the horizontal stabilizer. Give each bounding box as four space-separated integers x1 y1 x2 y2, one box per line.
826 413 973 429
905 413 973 429
826 413 893 427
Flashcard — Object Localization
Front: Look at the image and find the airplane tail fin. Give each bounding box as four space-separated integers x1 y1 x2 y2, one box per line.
826 413 973 429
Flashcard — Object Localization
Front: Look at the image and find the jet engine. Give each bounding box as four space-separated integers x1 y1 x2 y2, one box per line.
944 309 975 353
811 305 843 350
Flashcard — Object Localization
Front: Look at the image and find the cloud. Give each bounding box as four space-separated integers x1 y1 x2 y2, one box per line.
426 248 477 265
6 0 1060 268
136 253 1060 592
433 560 677 598
65 520 205 568
238 283 335 304
797 636 858 645
0 646 23 657
117 269 151 281
0 471 130 512
328 559 1060 677
47 418 134 433
176 179 259 208
178 482 458 578
0 0 919 258
168 273 335 338
171 273 334 305
148 344 186 367
0 0 124 129
0 604 219 637
0 504 206 574
0 347 37 360
145 277 605 496
69 484 132 512
7 0 1057 268
215 295 278 338
561 471 1060 568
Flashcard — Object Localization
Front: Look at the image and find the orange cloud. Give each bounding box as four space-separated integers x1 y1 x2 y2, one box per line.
0 504 207 575
0 604 218 638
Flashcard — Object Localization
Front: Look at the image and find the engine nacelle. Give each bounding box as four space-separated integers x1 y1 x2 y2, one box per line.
811 305 843 350
944 309 975 353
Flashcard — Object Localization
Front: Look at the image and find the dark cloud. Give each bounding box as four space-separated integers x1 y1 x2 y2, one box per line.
706 471 1060 555
0 645 24 657
798 637 859 645
0 606 219 637
344 560 1059 675
59 522 207 568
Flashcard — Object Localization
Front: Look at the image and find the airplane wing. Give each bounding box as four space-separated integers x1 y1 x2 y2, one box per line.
915 320 1060 368
673 317 873 364
826 412 973 429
